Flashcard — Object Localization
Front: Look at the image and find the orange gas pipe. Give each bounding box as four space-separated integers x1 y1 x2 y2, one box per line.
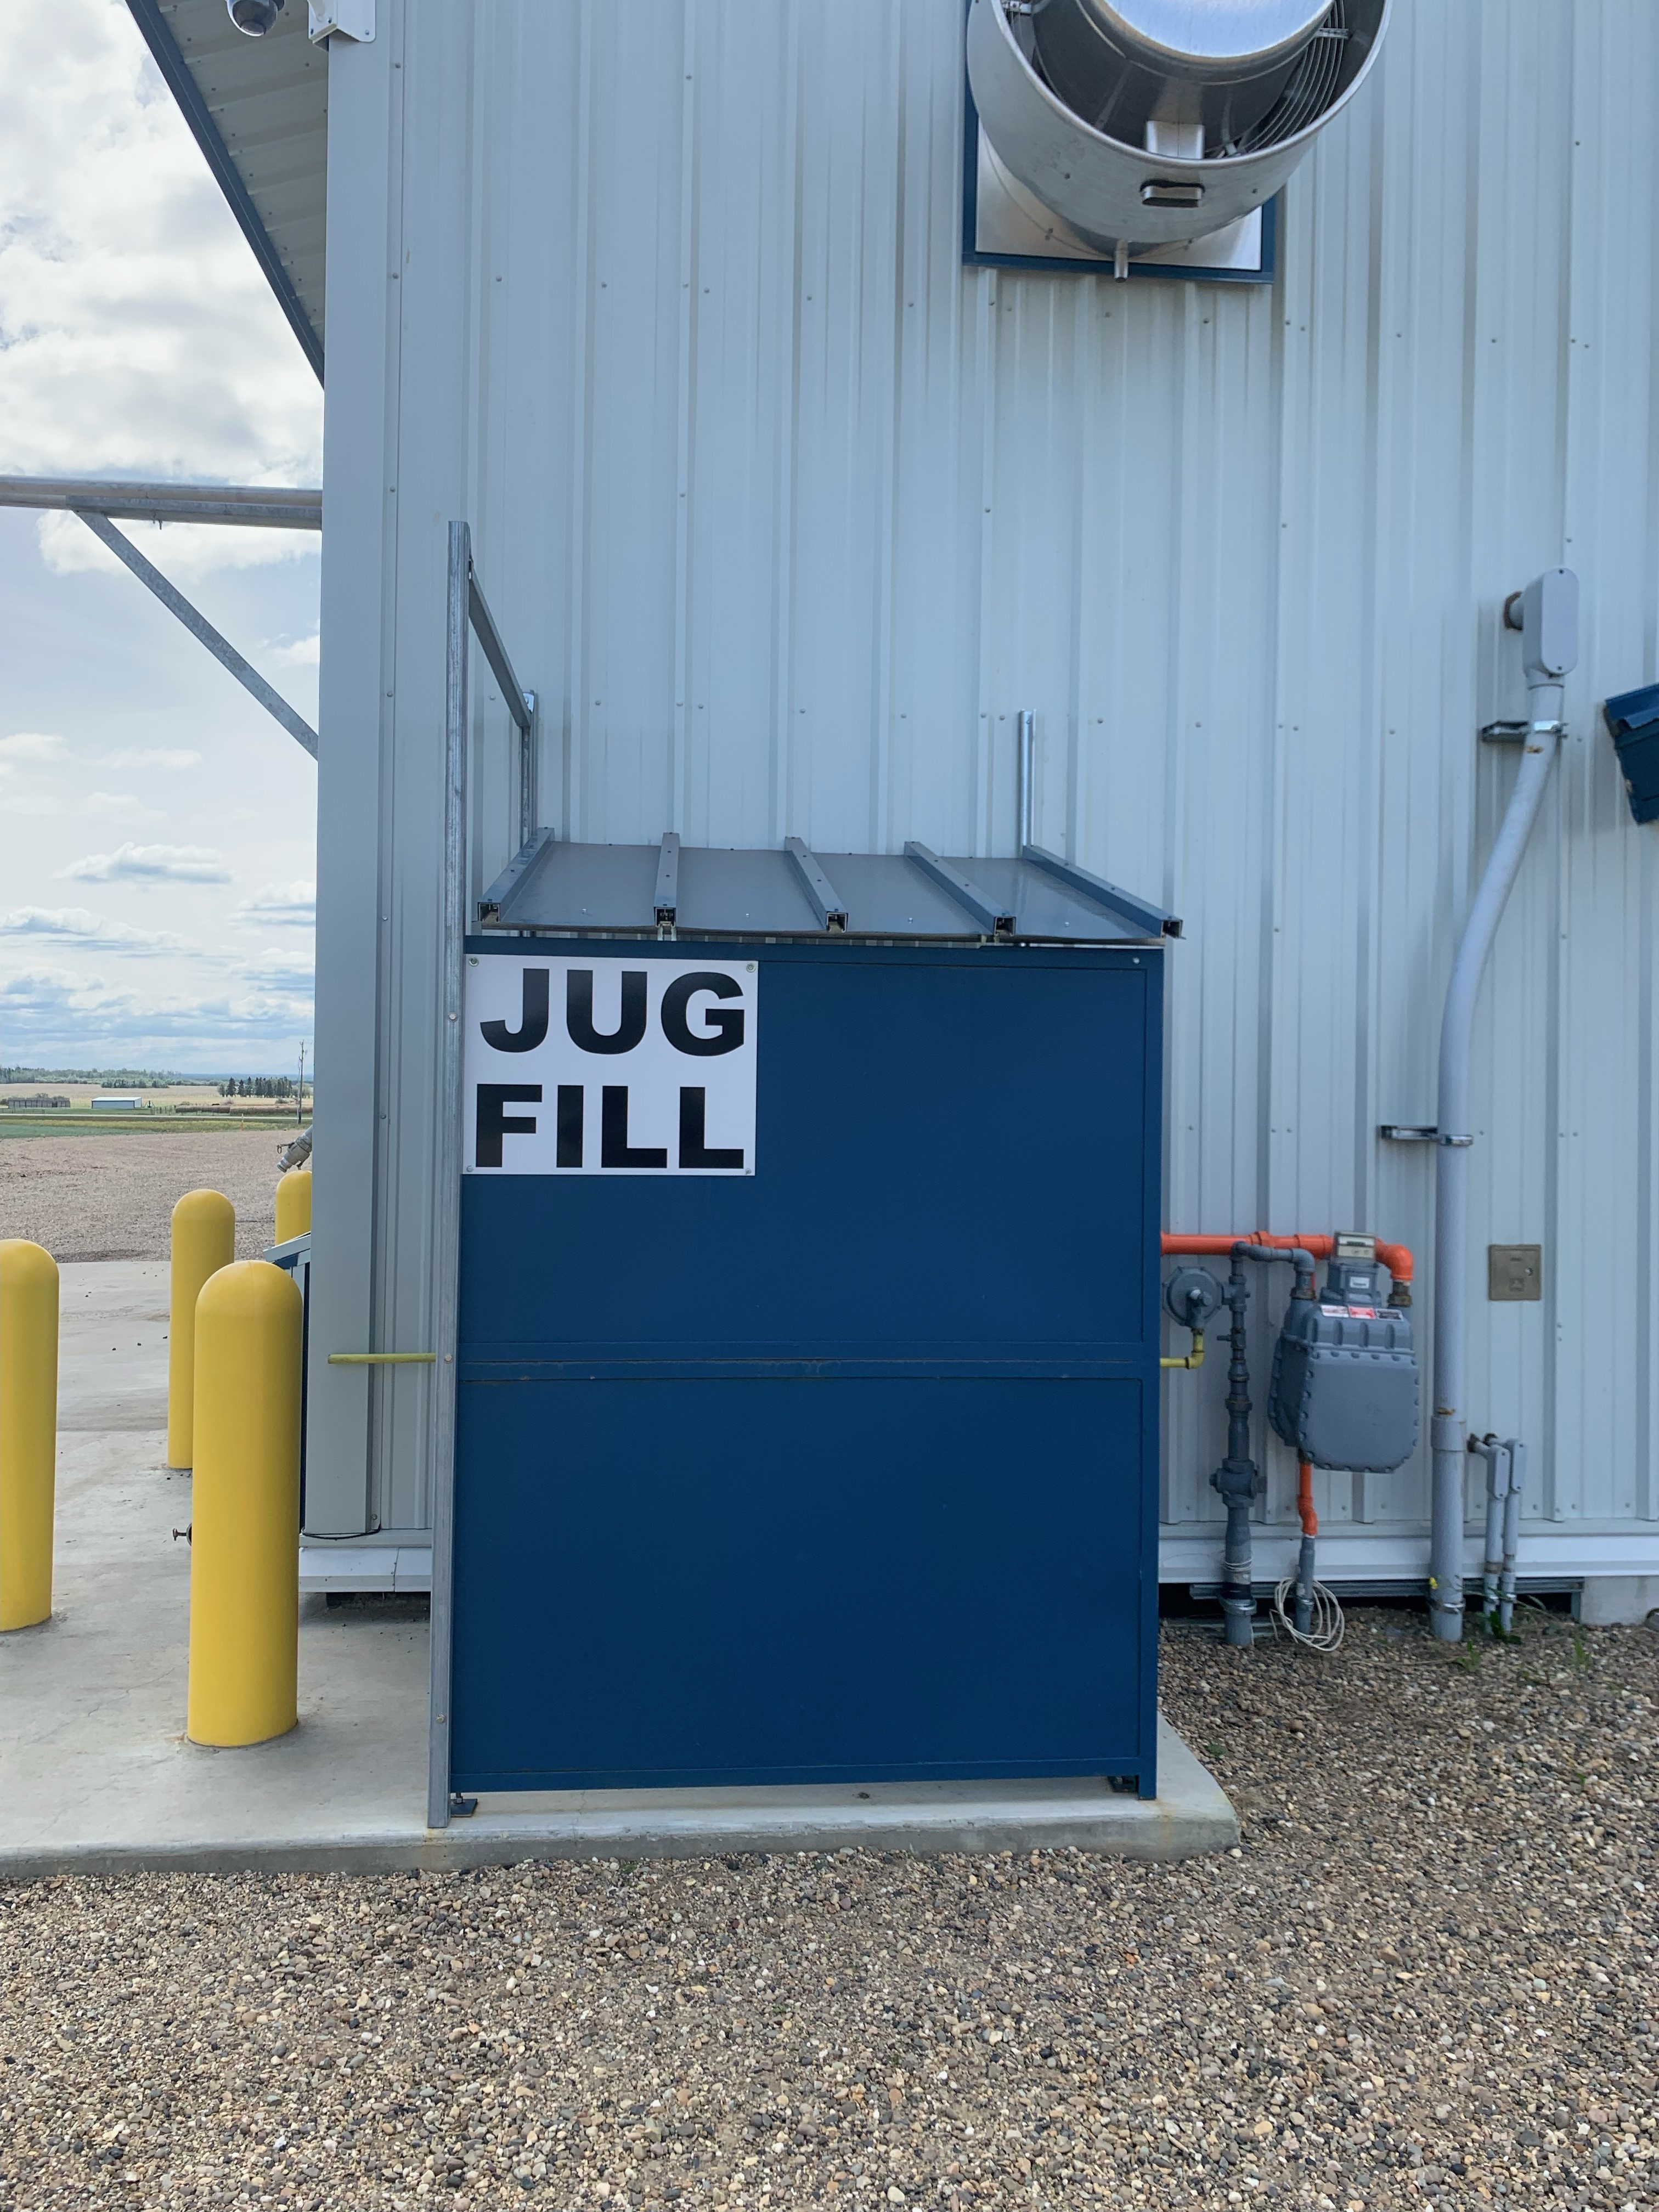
1297 1459 1318 1539
1159 1229 1414 1291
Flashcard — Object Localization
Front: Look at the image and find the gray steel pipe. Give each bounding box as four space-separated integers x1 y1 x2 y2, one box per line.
1429 570 1577 1640
1210 1243 1315 1645
1429 714 1560 1637
0 475 321 529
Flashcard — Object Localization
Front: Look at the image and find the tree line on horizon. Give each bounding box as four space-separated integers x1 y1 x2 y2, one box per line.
1 1066 311 1090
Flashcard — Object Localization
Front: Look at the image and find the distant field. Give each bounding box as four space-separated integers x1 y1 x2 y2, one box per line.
1 1082 307 1139
0 1128 289 1261
0 1113 304 1137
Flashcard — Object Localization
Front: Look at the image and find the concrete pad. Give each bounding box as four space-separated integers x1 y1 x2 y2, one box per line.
1578 1575 1659 1627
1 1264 433 1881
298 1542 433 1594
0 1261 1237 1881
444 1717 1234 1866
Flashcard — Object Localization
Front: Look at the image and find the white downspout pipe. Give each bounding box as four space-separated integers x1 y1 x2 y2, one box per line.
1429 568 1579 1640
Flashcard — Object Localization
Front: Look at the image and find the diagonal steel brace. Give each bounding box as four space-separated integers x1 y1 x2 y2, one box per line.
77 510 319 758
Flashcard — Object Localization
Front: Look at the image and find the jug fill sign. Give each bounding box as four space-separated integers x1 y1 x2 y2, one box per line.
463 955 757 1176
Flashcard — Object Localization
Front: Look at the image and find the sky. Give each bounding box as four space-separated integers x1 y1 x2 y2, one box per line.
0 0 321 1075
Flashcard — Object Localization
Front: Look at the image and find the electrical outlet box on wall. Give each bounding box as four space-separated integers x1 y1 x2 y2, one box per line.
309 0 373 40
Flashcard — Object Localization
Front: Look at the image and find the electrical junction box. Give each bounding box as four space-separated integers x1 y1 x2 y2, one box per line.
1603 684 1659 827
1268 1243 1419 1474
308 0 372 42
448 839 1167 1799
1488 1244 1543 1302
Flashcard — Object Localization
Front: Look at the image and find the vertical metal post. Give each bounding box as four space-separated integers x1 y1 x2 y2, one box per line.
1015 709 1035 851
520 689 539 849
427 521 470 1830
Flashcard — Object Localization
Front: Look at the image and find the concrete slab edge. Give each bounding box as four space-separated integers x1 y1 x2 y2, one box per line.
0 1799 1237 1885
0 1723 1236 1884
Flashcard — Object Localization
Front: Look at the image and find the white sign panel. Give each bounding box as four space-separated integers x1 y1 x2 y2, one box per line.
464 955 757 1176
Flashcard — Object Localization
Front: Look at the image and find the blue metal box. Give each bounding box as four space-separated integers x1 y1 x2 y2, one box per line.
1604 682 1659 826
449 843 1166 1798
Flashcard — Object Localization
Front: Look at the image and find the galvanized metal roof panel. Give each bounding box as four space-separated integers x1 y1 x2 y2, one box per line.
128 0 327 375
482 840 1167 943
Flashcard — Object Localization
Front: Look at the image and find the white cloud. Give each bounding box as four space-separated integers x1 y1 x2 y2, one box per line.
99 747 202 771
38 510 319 585
235 880 316 925
0 0 321 486
0 731 67 763
266 630 320 671
0 0 319 1070
240 945 316 989
0 964 312 1057
61 842 232 884
0 905 190 952
85 791 162 818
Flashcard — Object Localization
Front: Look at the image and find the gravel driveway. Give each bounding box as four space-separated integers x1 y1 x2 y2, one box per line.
0 1131 284 1261
0 1609 1653 2211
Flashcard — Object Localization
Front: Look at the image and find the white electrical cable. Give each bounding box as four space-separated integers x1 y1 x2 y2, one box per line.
1271 1577 1346 1652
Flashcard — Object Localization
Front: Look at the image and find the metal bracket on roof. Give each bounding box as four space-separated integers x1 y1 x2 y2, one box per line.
903 842 1016 938
1020 844 1181 938
783 838 849 931
654 832 681 932
478 828 554 927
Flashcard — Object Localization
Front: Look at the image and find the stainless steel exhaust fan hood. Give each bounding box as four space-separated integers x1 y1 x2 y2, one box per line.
966 0 1390 259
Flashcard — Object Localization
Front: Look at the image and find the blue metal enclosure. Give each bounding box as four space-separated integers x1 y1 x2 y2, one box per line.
448 842 1167 1798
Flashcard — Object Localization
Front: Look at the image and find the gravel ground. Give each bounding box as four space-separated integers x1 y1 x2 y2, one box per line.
0 1131 284 1261
0 1609 1654 2210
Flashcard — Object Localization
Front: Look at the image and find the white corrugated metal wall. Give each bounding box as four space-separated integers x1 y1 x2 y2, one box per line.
309 0 1659 1577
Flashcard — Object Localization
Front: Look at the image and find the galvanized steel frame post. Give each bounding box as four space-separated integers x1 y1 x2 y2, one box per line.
0 476 323 529
427 521 471 1830
428 524 538 1825
303 14 392 1547
520 692 540 851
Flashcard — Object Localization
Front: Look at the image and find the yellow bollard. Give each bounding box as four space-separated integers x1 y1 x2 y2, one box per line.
187 1260 302 1747
167 1189 235 1469
274 1166 312 1244
0 1240 59 1632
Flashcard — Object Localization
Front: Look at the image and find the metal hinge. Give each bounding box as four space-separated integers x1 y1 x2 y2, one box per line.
1379 1125 1475 1147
